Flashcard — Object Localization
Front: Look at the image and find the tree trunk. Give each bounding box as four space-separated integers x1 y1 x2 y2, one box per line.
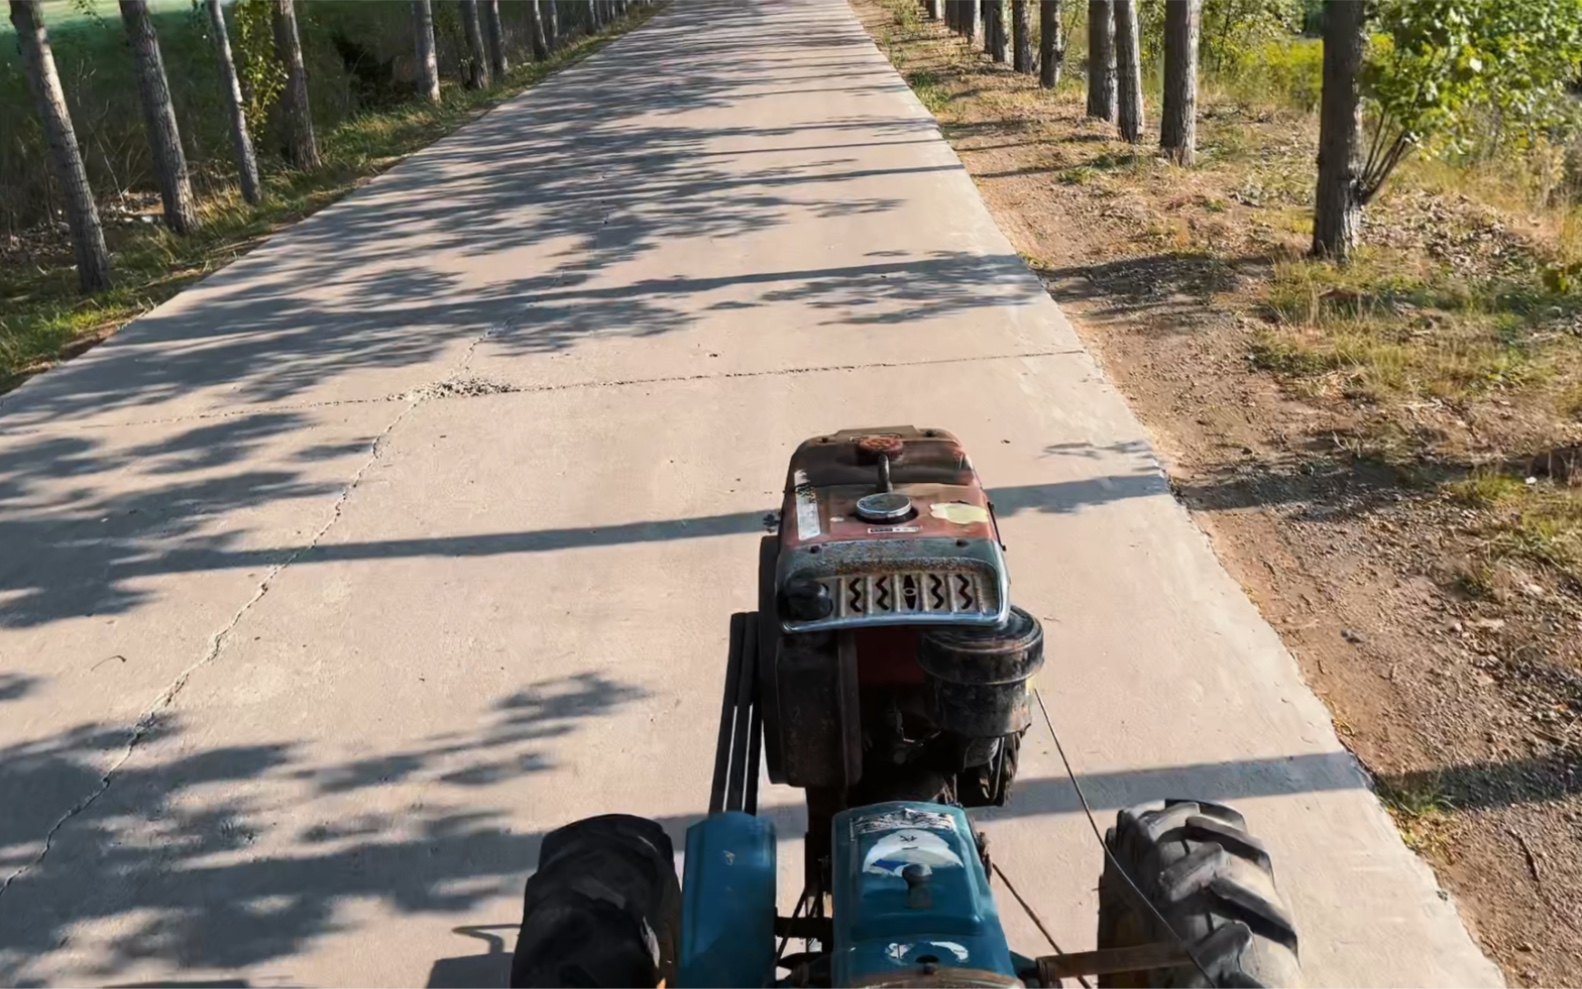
1085 0 1116 120
1312 0 1365 259
206 0 260 204
271 0 319 169
964 0 977 42
459 0 489 89
9 0 110 292
1113 0 1143 141
483 0 507 78
411 0 440 102
527 0 549 60
1039 0 1062 87
985 0 1007 61
1160 0 1199 163
543 0 559 51
1012 0 1032 72
926 0 941 19
119 0 199 234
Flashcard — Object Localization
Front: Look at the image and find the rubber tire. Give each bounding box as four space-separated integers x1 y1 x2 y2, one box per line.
510 814 681 988
1096 800 1302 988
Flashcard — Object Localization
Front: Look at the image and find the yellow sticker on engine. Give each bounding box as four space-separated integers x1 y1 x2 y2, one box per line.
930 502 990 525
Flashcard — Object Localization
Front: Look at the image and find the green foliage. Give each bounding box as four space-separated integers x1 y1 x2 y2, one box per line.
1362 0 1582 197
1200 0 1304 73
232 0 286 129
1212 36 1323 112
1140 0 1303 77
68 0 109 29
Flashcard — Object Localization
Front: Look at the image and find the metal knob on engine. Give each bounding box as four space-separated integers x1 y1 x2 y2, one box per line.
917 606 1044 737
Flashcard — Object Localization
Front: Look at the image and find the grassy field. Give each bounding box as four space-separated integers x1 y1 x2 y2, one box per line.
0 1 661 391
0 0 579 234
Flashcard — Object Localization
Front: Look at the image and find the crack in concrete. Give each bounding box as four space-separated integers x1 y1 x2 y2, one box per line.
0 323 506 903
0 349 1083 436
0 397 421 903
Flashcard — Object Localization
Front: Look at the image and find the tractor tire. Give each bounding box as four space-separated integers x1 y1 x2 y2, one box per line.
510 814 681 988
1096 800 1301 988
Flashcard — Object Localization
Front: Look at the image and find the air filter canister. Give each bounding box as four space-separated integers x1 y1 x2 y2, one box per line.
917 606 1044 737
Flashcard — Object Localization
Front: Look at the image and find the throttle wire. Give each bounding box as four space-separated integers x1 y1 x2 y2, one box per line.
1033 686 1217 987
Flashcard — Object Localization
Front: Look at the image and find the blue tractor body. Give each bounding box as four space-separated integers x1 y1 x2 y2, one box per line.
676 803 1015 988
830 802 1016 985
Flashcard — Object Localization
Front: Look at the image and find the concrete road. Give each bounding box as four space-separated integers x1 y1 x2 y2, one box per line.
0 1 1501 985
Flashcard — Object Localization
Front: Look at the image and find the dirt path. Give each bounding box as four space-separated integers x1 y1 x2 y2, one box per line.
851 2 1580 985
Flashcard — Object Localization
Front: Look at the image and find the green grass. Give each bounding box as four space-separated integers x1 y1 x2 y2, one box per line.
1 0 616 233
0 4 661 391
1250 252 1568 403
1377 775 1456 855
1446 471 1582 586
906 69 949 113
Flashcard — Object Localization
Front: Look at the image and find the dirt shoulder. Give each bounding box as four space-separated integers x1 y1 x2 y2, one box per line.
853 2 1582 985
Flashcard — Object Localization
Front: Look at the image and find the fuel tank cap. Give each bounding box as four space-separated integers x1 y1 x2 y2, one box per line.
855 491 913 523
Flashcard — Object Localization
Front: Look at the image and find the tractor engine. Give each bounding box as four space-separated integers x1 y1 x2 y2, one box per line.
757 427 1044 888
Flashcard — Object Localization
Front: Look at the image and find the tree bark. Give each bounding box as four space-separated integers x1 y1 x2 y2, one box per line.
1012 0 1033 72
527 0 549 60
119 0 199 234
1160 0 1200 163
963 0 977 42
926 0 941 19
411 0 440 103
271 0 319 169
1112 0 1143 142
206 0 260 204
543 0 559 51
1038 0 1062 87
1312 0 1365 259
459 0 489 89
483 0 507 78
985 0 1007 61
1085 0 1116 120
9 0 110 292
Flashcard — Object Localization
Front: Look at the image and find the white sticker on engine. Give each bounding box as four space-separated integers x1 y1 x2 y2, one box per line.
793 469 821 540
853 807 956 834
863 830 965 876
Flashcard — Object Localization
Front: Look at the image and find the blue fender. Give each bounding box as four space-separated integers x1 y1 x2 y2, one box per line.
678 812 778 988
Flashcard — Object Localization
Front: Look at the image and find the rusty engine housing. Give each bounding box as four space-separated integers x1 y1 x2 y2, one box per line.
759 427 1043 814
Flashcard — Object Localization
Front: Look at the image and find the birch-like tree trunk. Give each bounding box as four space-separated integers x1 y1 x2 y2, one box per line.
9 0 111 291
1160 0 1201 164
483 0 508 78
1039 0 1062 87
206 0 261 204
459 0 490 89
272 0 320 168
528 0 549 60
1085 0 1116 120
1312 0 1366 259
1012 0 1032 73
120 0 199 233
1113 0 1144 142
411 0 440 102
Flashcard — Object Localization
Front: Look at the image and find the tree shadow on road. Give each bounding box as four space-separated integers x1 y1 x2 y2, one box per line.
0 0 1028 429
0 672 648 985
